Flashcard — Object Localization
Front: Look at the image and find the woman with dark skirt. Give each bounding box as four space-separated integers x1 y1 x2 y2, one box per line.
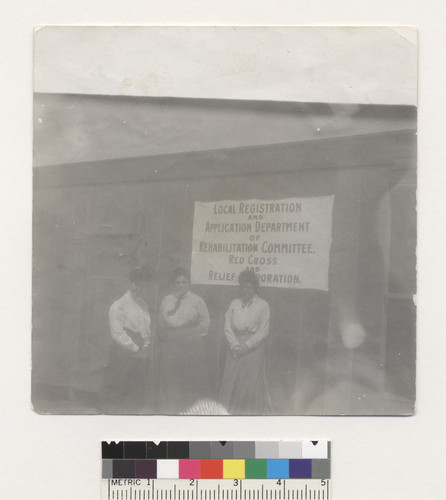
158 267 211 413
101 266 152 414
219 270 273 415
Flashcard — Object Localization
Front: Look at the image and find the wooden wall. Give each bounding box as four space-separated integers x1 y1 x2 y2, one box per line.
32 129 416 414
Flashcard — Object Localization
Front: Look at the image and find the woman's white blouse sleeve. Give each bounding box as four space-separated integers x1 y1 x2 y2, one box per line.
109 302 139 353
224 301 239 349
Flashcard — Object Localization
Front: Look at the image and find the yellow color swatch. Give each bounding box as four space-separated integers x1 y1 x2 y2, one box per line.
223 460 245 479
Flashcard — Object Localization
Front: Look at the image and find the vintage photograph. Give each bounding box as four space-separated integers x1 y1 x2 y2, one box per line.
32 27 417 415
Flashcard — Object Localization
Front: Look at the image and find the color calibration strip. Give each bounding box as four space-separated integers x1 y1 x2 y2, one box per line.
102 441 330 480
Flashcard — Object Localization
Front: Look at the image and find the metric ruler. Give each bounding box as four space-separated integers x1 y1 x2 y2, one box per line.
102 478 331 500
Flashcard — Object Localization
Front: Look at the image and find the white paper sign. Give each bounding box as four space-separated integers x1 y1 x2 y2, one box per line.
191 196 334 290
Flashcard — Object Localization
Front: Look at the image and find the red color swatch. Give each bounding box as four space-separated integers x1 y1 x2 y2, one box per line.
200 460 223 479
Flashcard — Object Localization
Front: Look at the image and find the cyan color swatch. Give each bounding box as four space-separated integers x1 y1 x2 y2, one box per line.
267 460 290 478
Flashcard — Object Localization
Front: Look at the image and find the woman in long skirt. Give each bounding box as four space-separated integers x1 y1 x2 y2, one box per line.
101 266 152 414
219 270 273 415
158 267 211 413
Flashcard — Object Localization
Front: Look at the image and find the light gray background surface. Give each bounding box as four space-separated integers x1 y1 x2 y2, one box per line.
1 2 445 499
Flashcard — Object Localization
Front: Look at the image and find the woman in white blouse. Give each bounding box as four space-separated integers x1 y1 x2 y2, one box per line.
100 266 152 414
219 270 273 414
159 267 211 413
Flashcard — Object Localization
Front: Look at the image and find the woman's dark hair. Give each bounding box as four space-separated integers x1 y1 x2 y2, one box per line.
172 267 190 282
129 266 153 284
238 270 259 289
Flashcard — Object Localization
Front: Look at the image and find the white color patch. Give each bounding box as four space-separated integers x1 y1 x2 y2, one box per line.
302 441 328 459
156 459 179 479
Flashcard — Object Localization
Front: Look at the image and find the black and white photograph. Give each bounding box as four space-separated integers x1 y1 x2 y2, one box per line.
32 26 417 415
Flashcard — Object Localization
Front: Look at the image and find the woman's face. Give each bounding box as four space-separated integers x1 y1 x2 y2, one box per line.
240 281 256 301
174 275 189 296
133 279 150 302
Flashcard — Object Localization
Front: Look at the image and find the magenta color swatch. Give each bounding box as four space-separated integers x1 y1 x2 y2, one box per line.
179 460 201 479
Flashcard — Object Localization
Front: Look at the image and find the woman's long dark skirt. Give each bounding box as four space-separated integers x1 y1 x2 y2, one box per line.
219 335 272 415
158 328 211 414
100 343 149 414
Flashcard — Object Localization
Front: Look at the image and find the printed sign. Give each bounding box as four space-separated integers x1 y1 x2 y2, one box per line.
191 196 334 290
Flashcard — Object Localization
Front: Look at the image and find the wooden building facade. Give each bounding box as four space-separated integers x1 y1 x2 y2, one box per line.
32 98 416 415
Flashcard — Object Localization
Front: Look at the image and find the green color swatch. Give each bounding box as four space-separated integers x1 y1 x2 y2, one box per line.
245 459 267 478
